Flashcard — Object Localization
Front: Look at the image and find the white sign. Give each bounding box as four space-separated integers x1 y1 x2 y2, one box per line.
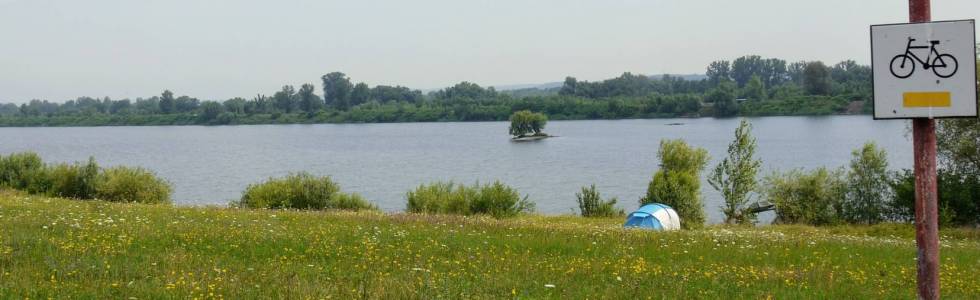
871 20 977 119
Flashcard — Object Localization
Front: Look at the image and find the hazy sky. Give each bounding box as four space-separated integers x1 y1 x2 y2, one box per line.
1 0 977 103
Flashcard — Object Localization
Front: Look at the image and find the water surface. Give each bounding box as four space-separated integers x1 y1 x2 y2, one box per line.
0 116 911 223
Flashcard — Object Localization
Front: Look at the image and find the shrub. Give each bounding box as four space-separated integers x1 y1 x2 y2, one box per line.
238 172 375 211
96 166 172 204
406 182 474 215
471 181 534 218
0 152 45 190
764 168 845 226
842 142 891 224
46 158 100 199
576 184 623 217
641 139 709 229
406 181 533 218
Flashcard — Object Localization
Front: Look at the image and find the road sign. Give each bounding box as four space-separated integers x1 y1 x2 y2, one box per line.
871 19 977 119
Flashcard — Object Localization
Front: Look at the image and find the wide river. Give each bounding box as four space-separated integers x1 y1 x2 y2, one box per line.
0 116 912 223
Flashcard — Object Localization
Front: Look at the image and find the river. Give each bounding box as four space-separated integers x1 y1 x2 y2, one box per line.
0 116 912 223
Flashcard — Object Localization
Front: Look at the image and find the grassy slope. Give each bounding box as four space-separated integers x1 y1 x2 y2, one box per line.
0 190 977 299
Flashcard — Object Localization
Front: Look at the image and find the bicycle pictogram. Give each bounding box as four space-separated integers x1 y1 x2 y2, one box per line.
889 37 959 79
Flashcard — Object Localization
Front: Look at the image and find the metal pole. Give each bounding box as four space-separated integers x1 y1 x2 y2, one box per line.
909 1 939 299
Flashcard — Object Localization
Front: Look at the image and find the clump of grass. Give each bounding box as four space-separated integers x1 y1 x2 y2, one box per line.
95 166 172 204
406 181 534 218
237 172 376 211
576 184 624 217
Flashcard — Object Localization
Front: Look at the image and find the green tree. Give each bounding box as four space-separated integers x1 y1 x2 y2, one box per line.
741 75 766 101
843 142 890 224
321 72 353 110
709 81 737 117
350 82 371 107
297 83 322 113
273 85 297 113
641 139 709 229
803 61 831 95
709 119 761 224
159 90 175 114
705 60 731 84
731 55 763 87
199 101 224 122
508 110 547 138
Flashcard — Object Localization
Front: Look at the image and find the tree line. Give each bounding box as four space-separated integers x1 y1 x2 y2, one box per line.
0 55 874 126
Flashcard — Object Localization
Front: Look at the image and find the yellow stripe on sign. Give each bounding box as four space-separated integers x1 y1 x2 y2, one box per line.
903 92 951 107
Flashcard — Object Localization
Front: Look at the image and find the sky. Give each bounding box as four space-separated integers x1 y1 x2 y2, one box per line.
0 0 978 103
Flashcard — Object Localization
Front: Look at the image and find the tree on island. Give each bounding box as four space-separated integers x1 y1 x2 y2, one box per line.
508 110 548 138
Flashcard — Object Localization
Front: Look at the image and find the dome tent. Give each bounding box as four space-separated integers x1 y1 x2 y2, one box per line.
623 203 680 231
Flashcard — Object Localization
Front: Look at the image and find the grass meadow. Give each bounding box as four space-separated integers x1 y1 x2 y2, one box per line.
0 189 978 299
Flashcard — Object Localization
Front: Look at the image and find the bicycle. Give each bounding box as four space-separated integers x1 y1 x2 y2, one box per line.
889 37 958 79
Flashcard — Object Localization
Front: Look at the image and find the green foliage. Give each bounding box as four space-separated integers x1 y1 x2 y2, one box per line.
321 72 353 109
406 181 533 218
740 75 767 101
842 142 891 224
45 157 100 199
708 81 737 117
575 184 623 217
199 101 224 123
508 110 548 137
0 152 171 205
640 139 709 229
0 55 876 127
889 170 980 226
937 118 980 177
709 120 761 224
0 152 45 190
406 182 475 215
764 168 845 226
96 166 172 204
803 61 831 95
238 172 376 211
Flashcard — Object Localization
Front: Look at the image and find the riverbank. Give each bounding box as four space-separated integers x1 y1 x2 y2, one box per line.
0 96 862 127
1 190 977 298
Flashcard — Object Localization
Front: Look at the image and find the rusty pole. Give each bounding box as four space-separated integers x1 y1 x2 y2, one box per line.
909 1 939 299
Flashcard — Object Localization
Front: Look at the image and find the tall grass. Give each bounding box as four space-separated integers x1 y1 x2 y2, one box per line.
237 172 376 211
45 158 100 199
96 166 172 204
0 152 45 191
406 181 534 218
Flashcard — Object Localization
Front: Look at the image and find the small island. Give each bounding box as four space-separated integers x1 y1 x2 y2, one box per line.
508 110 552 141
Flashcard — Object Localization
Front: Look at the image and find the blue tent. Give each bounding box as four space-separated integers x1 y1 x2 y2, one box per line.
623 203 681 231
